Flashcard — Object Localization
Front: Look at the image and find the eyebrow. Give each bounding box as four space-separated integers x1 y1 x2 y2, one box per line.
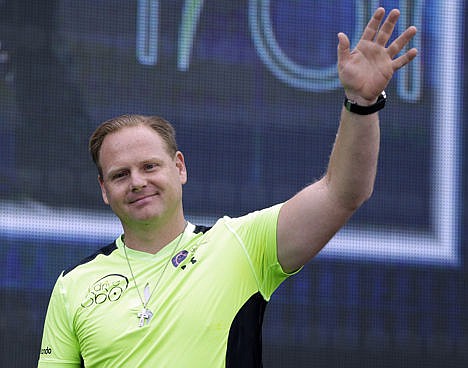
104 157 164 178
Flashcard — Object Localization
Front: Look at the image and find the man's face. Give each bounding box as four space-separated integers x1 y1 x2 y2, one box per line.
98 125 187 227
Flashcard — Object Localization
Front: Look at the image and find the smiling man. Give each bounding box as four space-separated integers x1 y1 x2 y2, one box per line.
96 122 187 253
38 8 418 368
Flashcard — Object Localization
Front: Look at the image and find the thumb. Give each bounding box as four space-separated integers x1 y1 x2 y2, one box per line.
337 32 351 64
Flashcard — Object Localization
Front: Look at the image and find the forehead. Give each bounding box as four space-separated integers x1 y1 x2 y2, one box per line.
100 125 170 166
103 125 163 146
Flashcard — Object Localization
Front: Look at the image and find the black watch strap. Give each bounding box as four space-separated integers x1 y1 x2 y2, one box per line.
344 91 387 115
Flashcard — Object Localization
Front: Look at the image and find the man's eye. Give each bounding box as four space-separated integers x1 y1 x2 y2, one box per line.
112 172 127 180
145 163 158 170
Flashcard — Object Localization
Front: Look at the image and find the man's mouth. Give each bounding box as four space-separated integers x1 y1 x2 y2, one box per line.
129 193 158 204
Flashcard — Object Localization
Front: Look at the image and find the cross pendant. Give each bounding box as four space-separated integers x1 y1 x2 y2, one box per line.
137 308 153 327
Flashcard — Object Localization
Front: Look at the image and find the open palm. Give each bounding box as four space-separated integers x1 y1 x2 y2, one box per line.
338 8 418 103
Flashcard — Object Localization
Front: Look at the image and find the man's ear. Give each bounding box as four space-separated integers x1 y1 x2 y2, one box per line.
98 175 110 205
175 151 187 185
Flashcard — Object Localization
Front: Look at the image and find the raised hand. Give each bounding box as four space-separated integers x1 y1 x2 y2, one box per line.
337 8 418 104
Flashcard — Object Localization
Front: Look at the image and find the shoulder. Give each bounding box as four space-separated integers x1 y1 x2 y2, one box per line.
50 241 125 313
62 241 118 277
222 203 284 231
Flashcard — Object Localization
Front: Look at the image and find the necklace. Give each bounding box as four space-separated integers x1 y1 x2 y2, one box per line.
122 222 188 327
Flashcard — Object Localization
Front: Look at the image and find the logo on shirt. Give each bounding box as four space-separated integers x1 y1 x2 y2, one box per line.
172 250 189 267
81 274 129 308
40 346 52 355
172 238 207 270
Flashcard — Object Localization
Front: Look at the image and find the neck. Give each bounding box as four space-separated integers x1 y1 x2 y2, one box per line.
122 216 187 254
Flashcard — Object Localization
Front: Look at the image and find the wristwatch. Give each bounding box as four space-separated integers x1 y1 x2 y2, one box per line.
344 91 387 115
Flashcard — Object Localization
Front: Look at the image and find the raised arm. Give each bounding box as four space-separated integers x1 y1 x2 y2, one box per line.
276 8 418 273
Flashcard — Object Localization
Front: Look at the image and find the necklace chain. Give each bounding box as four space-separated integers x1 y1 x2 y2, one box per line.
122 222 188 326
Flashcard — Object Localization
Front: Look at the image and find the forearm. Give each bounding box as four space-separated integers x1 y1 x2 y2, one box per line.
324 106 380 211
325 7 416 212
276 8 417 271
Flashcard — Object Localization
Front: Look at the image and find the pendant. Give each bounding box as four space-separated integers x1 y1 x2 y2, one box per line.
137 283 153 327
137 308 153 327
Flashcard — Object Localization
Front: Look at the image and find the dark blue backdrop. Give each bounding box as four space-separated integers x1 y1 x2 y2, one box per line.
0 1 465 367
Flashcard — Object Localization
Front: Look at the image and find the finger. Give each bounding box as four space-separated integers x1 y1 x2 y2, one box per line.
361 7 385 41
387 26 418 58
337 32 351 64
392 47 418 70
375 9 401 46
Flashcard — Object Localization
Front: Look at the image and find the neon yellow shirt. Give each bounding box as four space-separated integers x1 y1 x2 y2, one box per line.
38 204 294 367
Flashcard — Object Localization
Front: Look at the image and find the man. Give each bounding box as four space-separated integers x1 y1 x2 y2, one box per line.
38 8 417 367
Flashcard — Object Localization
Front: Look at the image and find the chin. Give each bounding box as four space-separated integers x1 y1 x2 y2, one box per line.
120 208 161 224
132 212 161 223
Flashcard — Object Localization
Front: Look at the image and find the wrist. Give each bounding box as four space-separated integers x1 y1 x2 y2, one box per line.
344 91 386 115
344 94 378 106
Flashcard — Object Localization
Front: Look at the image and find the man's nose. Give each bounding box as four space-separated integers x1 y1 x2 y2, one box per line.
130 173 147 192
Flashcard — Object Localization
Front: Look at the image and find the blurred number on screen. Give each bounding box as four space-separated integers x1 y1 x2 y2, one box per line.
136 0 421 100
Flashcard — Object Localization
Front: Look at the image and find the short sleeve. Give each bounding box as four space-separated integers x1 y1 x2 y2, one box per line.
38 273 82 367
224 203 300 300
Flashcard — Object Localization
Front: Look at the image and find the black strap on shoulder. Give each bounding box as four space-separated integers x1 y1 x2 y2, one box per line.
194 224 212 234
63 242 117 276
